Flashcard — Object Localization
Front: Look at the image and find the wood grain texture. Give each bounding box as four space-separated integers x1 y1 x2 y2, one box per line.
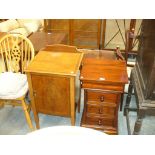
87 90 118 103
25 51 83 76
25 50 83 128
86 103 116 116
40 44 82 113
80 57 128 134
42 44 78 53
80 58 128 86
31 74 70 116
29 32 68 53
70 77 75 125
44 19 102 49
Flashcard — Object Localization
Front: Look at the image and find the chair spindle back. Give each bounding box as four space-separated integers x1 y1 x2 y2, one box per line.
0 34 34 73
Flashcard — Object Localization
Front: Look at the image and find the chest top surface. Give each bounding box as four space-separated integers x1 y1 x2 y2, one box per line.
80 58 128 85
25 51 83 76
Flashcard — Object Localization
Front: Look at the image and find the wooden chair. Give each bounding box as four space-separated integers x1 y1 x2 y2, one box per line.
0 33 35 131
41 44 82 113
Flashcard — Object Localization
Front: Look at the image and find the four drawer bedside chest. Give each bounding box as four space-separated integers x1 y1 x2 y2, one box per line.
80 58 128 134
25 51 83 129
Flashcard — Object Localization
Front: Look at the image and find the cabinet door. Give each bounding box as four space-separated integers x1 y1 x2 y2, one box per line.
31 74 70 116
44 19 102 49
44 19 70 32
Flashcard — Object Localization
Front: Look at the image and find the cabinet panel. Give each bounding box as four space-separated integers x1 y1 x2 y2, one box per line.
74 31 97 48
44 19 70 44
50 19 69 30
74 20 99 31
72 19 101 48
44 19 101 49
44 19 70 32
31 74 70 116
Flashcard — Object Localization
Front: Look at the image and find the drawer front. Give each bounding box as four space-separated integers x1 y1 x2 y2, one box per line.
86 103 116 116
86 116 115 127
87 91 118 103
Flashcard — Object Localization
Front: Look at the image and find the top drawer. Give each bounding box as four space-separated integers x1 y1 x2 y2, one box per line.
87 90 118 103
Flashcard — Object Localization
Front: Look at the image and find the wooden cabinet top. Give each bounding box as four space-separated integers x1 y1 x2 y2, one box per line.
25 51 83 76
80 58 128 85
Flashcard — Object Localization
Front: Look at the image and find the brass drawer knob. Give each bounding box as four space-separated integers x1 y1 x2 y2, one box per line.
98 119 102 125
33 91 37 97
100 96 104 102
98 108 103 114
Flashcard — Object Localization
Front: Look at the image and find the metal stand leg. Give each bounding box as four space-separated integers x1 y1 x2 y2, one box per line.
124 72 134 116
119 93 124 111
124 71 134 135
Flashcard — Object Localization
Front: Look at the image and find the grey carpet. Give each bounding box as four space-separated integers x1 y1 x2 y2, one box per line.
0 91 155 135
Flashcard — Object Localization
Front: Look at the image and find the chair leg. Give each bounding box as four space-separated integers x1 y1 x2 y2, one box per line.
21 99 34 131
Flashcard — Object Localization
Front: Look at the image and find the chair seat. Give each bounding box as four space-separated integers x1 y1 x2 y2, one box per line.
0 72 28 99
